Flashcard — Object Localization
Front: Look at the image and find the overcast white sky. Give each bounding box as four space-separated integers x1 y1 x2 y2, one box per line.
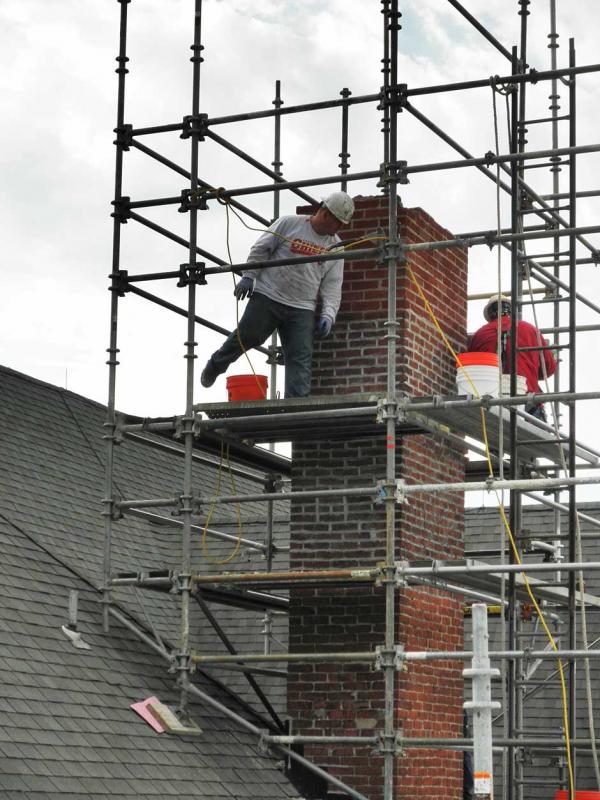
1 0 599 495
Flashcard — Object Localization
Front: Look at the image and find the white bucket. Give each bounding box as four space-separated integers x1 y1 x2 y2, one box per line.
456 365 499 397
501 374 527 395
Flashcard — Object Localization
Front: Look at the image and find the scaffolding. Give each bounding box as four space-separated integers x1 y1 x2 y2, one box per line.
102 2 600 799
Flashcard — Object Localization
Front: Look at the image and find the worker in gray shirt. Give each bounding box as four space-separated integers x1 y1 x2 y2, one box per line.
200 191 354 398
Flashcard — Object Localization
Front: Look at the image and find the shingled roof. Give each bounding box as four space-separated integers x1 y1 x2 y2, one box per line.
0 365 301 799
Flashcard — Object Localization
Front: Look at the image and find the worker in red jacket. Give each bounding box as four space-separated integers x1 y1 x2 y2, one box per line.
468 295 557 421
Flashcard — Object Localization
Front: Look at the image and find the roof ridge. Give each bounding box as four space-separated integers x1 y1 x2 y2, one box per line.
0 362 110 414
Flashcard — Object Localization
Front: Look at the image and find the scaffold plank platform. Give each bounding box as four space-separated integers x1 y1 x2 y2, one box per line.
403 558 600 609
424 401 599 466
192 393 599 467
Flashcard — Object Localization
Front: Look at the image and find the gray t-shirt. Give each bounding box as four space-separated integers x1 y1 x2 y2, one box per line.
242 215 344 321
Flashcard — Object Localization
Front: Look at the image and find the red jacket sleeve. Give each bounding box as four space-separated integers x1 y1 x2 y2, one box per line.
540 336 557 378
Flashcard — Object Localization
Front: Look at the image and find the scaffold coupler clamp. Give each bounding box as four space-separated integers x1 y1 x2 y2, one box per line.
378 82 407 112
484 475 496 494
175 493 202 518
170 649 195 677
108 268 129 298
257 730 272 755
109 500 124 522
180 112 209 140
378 159 409 188
174 414 195 441
375 478 407 505
177 262 207 287
179 187 209 212
392 560 410 588
113 122 133 151
111 196 131 224
111 413 127 445
374 644 407 673
375 730 405 758
376 397 401 424
479 394 493 411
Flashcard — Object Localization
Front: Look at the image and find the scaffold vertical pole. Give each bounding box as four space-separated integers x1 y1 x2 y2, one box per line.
382 1 401 797
340 87 351 192
268 79 283 403
516 12 529 796
262 79 283 654
466 604 499 800
103 0 130 634
178 0 203 715
567 36 578 779
507 44 521 800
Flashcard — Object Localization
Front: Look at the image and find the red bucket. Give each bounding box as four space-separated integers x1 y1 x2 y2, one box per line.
226 374 268 402
555 793 600 799
456 351 499 368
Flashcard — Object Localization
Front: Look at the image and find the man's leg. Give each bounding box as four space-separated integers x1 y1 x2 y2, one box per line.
278 306 315 398
202 293 278 386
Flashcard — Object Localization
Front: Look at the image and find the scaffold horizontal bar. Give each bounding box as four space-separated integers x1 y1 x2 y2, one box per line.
396 737 600 749
192 566 380 587
191 650 377 665
405 142 600 177
202 246 376 276
405 62 600 98
190 646 600 668
266 734 600 751
198 474 600 506
130 122 185 136
195 405 378 429
400 562 600 577
206 91 379 126
403 224 600 253
193 63 600 131
201 169 380 201
266 734 379 746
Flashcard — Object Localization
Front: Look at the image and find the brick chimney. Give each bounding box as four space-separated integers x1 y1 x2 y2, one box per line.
288 196 468 799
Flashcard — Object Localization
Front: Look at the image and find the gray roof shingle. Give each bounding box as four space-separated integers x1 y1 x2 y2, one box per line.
0 365 301 799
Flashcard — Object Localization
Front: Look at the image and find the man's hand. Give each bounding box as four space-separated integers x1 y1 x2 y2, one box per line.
233 276 254 300
315 316 332 338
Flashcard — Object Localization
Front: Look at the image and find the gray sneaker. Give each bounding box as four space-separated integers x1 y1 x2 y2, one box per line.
200 359 219 388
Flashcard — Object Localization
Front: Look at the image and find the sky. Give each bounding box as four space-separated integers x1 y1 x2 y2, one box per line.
1 0 599 500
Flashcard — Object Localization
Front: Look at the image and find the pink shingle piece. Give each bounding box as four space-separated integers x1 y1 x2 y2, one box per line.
130 696 165 733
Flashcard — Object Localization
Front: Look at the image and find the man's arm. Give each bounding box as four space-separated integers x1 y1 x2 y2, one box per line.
540 334 557 379
242 219 286 280
319 258 344 323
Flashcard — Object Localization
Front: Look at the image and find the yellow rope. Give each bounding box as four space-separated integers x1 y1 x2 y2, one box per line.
201 441 243 565
406 264 574 795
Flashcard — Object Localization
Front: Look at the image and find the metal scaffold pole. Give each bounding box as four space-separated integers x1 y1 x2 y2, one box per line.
567 35 578 781
102 0 130 634
382 1 401 796
507 44 521 800
177 0 203 716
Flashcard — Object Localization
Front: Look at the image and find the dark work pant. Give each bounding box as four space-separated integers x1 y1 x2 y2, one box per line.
208 292 315 398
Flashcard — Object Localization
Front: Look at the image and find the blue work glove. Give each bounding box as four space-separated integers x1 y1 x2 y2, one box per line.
233 276 254 300
315 315 332 338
